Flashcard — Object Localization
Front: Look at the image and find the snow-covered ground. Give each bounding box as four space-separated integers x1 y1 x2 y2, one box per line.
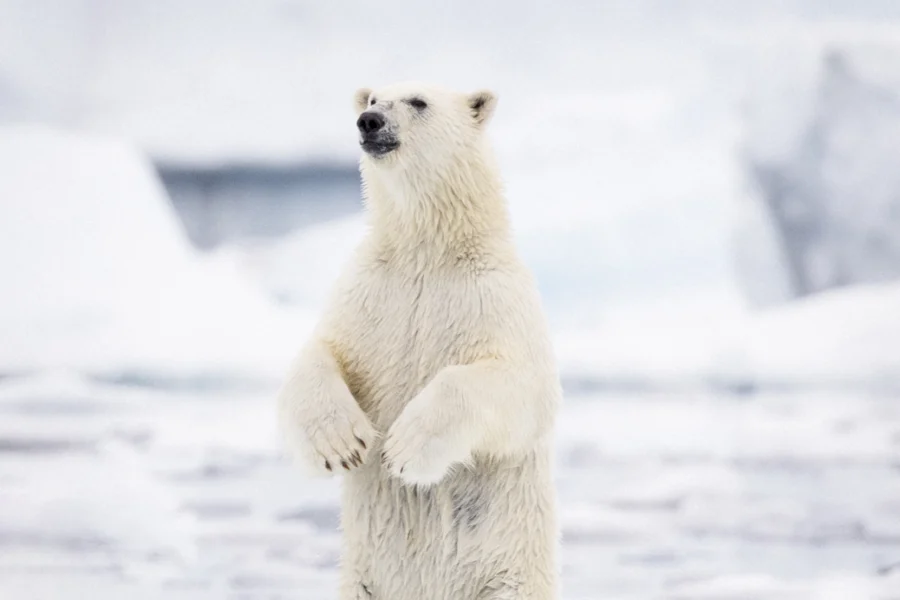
1 375 899 600
2 1 900 599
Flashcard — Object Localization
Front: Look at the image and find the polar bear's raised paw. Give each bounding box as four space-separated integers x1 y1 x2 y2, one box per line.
382 386 472 486
280 387 378 476
306 404 377 474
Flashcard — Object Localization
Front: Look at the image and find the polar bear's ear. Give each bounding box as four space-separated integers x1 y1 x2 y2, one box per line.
354 88 373 113
467 90 497 127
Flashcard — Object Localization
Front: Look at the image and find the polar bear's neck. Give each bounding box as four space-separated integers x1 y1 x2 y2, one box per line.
361 150 511 259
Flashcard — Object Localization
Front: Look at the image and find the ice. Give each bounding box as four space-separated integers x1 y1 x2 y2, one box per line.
2 373 898 599
738 281 900 387
738 44 900 304
554 280 900 390
218 214 368 309
0 439 198 567
0 125 312 381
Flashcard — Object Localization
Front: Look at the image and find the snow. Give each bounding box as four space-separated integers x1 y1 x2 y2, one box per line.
0 125 312 381
219 215 368 309
2 375 898 599
739 282 900 387
555 280 900 390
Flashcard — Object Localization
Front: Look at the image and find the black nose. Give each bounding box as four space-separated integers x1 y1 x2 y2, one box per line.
357 111 385 135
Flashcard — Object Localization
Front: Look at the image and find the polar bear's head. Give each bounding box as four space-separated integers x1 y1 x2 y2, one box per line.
353 82 497 172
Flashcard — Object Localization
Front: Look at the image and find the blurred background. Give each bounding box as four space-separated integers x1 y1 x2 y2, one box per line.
2 1 900 599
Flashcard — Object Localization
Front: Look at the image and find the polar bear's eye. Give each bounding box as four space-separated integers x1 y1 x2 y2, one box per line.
406 97 427 111
369 97 377 106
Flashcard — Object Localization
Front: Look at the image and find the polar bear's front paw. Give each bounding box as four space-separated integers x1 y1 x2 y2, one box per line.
382 392 472 486
280 397 378 476
310 408 378 474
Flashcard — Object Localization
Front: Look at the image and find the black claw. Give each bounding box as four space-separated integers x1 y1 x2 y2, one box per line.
324 460 332 471
355 436 367 449
400 466 404 474
341 459 350 470
352 450 362 464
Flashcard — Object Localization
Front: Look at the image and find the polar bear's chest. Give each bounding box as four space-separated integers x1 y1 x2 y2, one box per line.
331 265 485 426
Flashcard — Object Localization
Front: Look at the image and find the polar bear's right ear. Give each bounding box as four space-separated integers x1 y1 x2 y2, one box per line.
354 88 373 113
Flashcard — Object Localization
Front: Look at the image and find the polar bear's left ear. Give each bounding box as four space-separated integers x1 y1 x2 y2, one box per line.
354 87 373 113
468 90 497 127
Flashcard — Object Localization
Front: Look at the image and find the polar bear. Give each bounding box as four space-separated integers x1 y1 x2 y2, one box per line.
277 82 561 600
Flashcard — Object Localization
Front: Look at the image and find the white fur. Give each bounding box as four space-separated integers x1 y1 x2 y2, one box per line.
277 82 561 600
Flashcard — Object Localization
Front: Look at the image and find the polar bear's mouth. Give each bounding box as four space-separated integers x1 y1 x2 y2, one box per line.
360 137 400 157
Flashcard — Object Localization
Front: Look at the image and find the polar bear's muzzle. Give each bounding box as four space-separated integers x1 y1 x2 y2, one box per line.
358 110 399 156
